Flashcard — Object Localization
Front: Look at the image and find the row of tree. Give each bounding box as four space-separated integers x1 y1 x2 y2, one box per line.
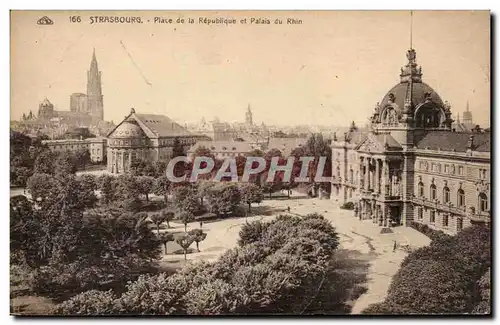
128 133 332 197
53 213 368 315
10 131 93 188
362 224 491 314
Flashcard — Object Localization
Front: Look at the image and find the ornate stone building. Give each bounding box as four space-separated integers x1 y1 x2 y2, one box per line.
331 48 490 235
106 108 210 174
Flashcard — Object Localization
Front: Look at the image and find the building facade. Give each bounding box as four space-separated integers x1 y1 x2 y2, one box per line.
187 140 254 160
42 137 107 163
106 108 210 174
331 48 490 235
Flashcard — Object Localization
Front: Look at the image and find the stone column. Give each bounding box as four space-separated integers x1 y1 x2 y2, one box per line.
375 159 380 193
365 158 370 190
383 159 389 196
121 151 125 174
128 152 132 173
359 157 364 190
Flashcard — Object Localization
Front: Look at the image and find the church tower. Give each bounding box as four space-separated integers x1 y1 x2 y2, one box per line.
245 104 253 126
86 48 104 120
462 101 473 125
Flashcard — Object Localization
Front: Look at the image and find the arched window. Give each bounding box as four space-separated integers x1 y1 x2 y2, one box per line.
430 184 437 200
457 189 465 207
479 193 488 212
443 187 450 203
418 182 424 197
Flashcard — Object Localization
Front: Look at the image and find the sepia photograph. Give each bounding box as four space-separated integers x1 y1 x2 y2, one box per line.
9 10 491 316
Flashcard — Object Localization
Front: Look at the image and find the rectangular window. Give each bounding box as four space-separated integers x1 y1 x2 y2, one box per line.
458 166 464 175
442 214 449 227
430 210 435 224
444 165 449 173
418 207 423 220
457 218 463 231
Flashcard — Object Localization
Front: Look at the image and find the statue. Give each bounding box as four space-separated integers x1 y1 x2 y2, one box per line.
386 107 397 125
391 175 400 196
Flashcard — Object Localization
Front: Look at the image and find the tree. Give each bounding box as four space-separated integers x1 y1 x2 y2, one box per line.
149 213 167 235
171 137 185 158
55 151 77 176
136 176 155 202
188 229 207 252
206 183 242 218
178 211 195 232
161 209 174 228
158 232 175 255
196 181 215 206
34 150 55 175
175 233 195 260
474 269 491 314
366 224 492 315
97 174 116 204
239 183 263 213
153 176 171 207
237 220 269 247
75 148 91 170
51 213 350 315
130 159 156 177
115 175 142 212
173 185 200 215
26 173 59 204
384 259 473 314
153 160 168 178
302 133 332 196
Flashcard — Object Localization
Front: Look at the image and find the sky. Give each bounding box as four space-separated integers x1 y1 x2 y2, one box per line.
10 10 490 127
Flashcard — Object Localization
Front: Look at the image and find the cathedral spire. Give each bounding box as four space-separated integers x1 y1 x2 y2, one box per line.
87 48 104 120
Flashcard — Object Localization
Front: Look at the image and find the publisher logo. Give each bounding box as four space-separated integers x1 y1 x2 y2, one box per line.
37 16 54 25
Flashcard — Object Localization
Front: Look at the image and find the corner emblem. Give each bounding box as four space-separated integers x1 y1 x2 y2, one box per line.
37 16 54 25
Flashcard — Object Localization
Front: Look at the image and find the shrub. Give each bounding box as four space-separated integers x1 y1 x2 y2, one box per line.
473 269 491 314
54 290 116 315
385 259 473 314
237 220 269 247
408 221 450 241
51 213 359 315
340 202 354 210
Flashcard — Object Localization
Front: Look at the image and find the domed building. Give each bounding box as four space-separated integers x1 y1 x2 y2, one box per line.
106 108 210 174
331 48 490 235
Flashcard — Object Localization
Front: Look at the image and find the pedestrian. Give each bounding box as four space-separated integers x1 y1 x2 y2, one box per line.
393 240 397 252
199 221 203 229
287 206 291 213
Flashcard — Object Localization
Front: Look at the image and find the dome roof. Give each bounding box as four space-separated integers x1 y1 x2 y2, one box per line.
109 120 145 138
379 82 445 113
